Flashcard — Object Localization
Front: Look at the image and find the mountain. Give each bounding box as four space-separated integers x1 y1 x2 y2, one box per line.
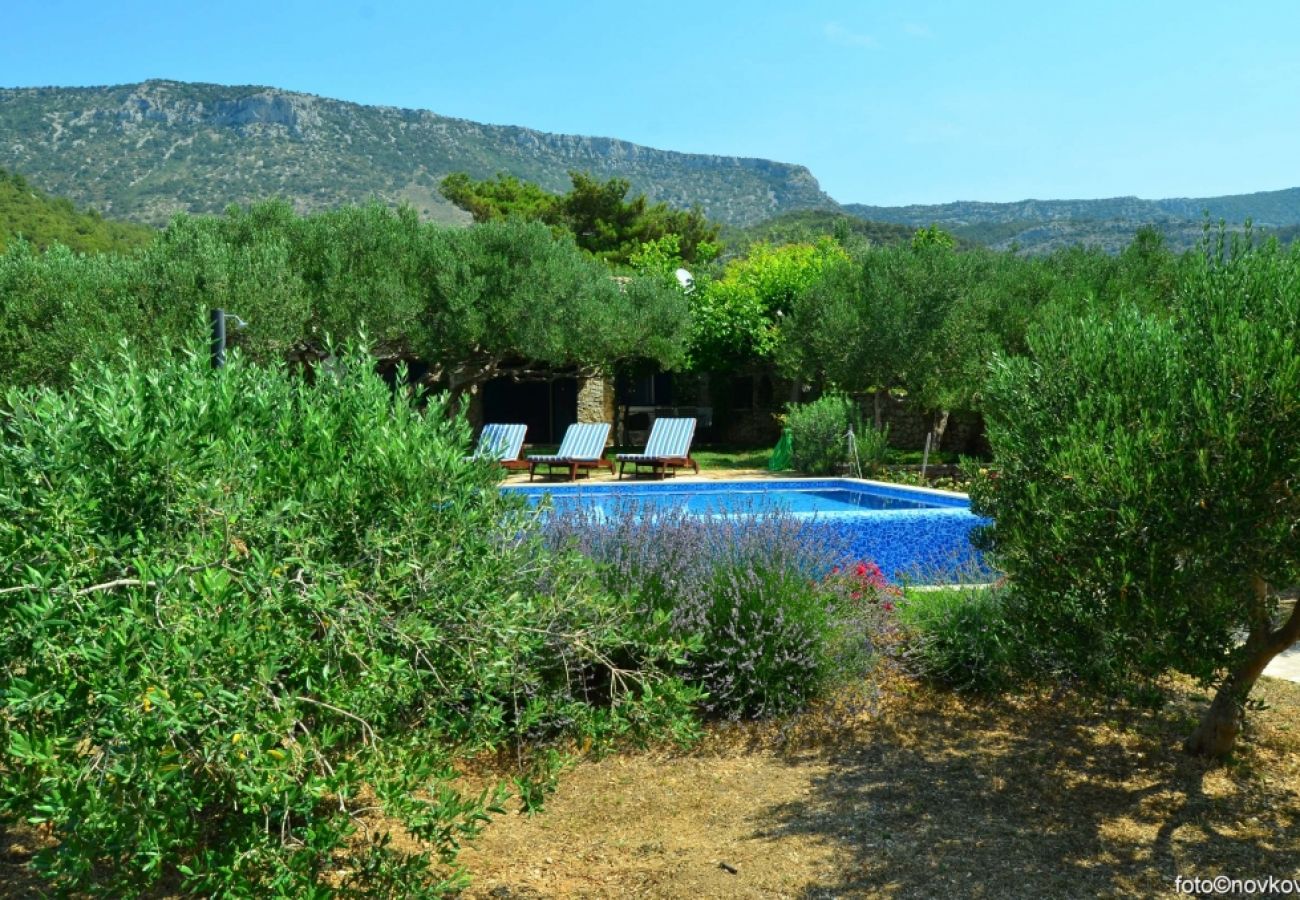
5 79 1298 255
844 188 1300 253
0 80 838 228
0 167 156 253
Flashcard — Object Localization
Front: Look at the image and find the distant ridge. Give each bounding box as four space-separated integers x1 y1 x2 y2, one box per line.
0 80 839 227
847 187 1300 229
844 188 1300 253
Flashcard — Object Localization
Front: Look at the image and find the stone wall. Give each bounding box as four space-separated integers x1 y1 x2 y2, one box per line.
712 385 989 456
870 394 989 456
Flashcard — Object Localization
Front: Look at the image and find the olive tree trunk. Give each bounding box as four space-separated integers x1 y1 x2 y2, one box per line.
931 409 951 452
1185 578 1300 759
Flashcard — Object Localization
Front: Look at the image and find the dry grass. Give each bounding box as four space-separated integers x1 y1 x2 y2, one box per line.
458 677 1300 899
5 677 1298 898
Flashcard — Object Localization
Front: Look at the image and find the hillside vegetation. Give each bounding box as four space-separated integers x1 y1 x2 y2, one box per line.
0 80 837 227
721 209 924 255
0 168 155 253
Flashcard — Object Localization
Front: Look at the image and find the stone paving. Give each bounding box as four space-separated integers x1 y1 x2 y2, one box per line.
1265 643 1300 683
1265 601 1300 684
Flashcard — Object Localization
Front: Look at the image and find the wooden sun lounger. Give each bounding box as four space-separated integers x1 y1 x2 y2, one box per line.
467 423 530 471
616 417 700 479
527 422 613 482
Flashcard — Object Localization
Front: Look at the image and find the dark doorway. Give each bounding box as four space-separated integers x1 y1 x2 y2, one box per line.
482 377 579 445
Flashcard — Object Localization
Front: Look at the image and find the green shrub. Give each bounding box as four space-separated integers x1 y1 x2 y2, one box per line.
851 420 890 475
898 586 1024 693
785 393 872 476
545 504 895 719
0 201 690 397
0 344 694 896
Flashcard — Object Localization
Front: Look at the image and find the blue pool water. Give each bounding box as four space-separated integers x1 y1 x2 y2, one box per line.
503 478 990 583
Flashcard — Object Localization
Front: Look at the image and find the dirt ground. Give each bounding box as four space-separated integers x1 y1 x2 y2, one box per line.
457 677 1300 899
3 677 1297 898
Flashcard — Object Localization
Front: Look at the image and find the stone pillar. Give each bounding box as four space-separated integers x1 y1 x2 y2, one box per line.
576 376 615 442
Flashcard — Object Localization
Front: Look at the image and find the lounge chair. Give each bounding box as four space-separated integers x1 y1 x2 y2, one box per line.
467 423 529 471
528 423 613 482
617 417 700 479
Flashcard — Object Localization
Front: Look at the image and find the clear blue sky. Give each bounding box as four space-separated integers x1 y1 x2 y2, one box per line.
6 0 1300 206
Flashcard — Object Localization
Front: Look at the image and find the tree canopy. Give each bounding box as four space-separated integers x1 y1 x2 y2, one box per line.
688 238 849 372
0 200 690 395
440 170 721 265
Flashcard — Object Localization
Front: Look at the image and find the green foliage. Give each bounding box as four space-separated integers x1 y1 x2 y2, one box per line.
0 200 690 394
562 171 720 265
785 393 862 476
0 168 156 254
439 172 558 224
970 236 1300 698
899 586 1025 693
778 239 1076 444
851 421 890 475
777 242 988 432
911 224 957 251
439 171 721 265
0 345 696 895
418 216 690 382
690 239 849 371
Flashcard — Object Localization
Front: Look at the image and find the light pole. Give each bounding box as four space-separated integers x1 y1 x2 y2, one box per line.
210 308 226 369
209 309 247 369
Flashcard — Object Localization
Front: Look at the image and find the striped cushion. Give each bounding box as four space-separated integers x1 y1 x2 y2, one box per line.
472 423 527 461
529 422 610 461
616 417 696 461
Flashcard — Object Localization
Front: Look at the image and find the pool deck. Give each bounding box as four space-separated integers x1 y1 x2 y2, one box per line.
501 466 785 485
1265 601 1300 684
1267 644 1300 683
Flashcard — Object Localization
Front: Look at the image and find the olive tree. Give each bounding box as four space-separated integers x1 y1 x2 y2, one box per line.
0 203 691 396
778 243 976 439
413 218 689 393
972 237 1300 759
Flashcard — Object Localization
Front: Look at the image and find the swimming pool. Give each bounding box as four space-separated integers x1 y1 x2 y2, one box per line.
503 478 989 583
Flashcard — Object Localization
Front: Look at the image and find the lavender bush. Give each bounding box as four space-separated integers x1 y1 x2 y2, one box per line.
545 500 895 718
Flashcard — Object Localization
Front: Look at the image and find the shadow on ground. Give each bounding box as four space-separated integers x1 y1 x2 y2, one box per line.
759 681 1300 898
0 823 50 898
